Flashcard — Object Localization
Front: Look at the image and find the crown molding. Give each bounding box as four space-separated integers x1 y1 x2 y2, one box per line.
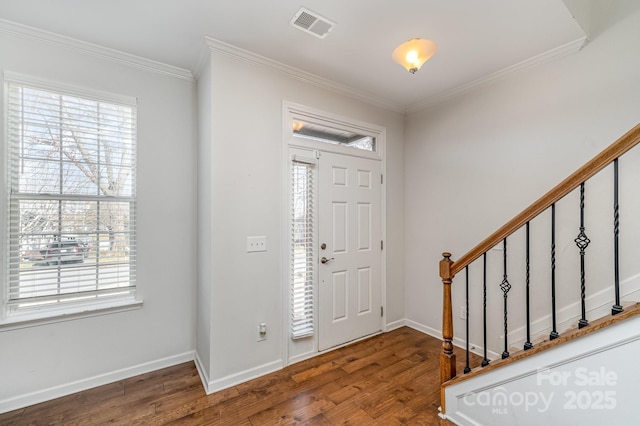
0 18 194 82
201 37 405 114
406 36 588 115
0 16 587 115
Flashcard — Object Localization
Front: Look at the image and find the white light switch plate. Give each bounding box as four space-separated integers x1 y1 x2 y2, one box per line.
247 236 267 252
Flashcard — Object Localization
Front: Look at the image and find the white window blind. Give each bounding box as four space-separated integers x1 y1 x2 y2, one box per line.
6 79 137 312
290 158 315 339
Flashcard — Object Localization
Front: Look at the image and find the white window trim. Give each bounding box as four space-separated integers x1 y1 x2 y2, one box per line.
4 71 137 107
2 72 141 328
0 298 142 331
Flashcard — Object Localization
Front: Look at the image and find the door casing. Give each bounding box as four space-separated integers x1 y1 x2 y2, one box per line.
283 101 387 365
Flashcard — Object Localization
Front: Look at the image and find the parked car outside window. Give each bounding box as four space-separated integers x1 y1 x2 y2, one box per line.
40 241 86 265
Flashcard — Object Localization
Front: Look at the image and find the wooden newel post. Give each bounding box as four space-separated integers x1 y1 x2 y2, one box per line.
440 252 456 385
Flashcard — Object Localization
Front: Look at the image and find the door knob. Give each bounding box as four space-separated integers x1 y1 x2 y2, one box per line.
320 257 334 264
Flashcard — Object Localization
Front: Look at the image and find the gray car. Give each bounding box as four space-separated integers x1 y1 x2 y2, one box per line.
40 241 85 265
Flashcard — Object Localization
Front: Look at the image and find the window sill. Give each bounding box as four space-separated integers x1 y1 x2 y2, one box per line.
0 298 143 332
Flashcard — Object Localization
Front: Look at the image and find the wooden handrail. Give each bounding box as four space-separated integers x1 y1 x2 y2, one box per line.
450 122 640 276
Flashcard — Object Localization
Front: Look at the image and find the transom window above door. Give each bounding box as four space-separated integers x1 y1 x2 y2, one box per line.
292 119 376 153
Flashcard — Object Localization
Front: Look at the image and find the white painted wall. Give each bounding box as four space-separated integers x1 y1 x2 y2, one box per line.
9 0 640 415
196 55 213 383
0 28 197 411
196 44 405 390
404 0 640 355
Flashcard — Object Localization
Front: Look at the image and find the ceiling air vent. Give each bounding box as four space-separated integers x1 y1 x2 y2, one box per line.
290 7 335 39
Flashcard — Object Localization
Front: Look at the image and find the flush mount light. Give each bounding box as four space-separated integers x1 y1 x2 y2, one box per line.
392 38 438 74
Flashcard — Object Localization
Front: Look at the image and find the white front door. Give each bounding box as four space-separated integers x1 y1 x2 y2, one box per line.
318 151 382 351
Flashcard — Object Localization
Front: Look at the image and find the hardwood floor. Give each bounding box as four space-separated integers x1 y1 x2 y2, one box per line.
0 327 478 425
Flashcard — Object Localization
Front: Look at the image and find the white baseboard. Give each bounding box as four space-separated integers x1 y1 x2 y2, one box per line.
202 359 285 395
405 318 500 360
201 323 410 395
385 318 407 331
405 318 441 338
193 351 211 394
0 351 195 415
287 350 320 367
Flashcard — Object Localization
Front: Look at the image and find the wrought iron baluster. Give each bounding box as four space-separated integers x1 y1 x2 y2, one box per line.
612 159 623 315
500 238 511 359
575 183 590 329
464 266 471 374
550 203 559 340
481 253 489 367
524 222 532 350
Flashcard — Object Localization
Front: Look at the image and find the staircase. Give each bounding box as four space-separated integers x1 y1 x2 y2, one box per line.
438 123 640 425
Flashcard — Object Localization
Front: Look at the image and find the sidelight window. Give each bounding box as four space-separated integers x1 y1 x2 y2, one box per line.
290 153 316 339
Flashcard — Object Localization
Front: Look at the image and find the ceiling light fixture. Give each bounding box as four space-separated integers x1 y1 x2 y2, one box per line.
392 38 438 74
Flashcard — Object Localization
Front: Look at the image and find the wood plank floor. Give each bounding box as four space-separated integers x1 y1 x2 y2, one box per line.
0 327 479 425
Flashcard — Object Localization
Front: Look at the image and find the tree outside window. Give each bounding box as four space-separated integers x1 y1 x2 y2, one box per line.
7 80 136 310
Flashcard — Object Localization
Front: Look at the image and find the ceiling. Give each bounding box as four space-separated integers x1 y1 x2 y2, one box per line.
0 0 586 111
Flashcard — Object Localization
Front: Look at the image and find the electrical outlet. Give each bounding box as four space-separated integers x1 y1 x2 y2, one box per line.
257 322 267 341
459 305 467 320
247 236 267 252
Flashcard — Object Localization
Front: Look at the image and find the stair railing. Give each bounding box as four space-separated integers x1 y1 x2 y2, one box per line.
440 122 640 386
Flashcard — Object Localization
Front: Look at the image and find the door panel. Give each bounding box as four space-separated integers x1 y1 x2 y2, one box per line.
332 271 347 320
332 202 347 253
357 203 371 250
318 151 382 351
357 267 371 314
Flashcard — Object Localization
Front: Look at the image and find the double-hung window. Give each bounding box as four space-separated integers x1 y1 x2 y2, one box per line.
4 75 137 320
